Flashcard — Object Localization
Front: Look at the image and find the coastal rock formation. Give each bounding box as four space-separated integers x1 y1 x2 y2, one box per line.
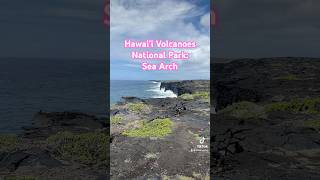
160 80 209 95
210 57 320 179
110 83 210 179
1 57 320 179
0 112 108 180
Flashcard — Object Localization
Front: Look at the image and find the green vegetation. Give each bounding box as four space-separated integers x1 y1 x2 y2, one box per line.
274 74 301 81
4 176 36 180
219 98 320 119
127 102 146 112
220 101 266 119
265 98 320 114
179 92 210 102
47 132 108 165
188 130 201 141
0 134 18 152
304 120 320 131
192 173 210 180
111 114 124 124
177 176 194 180
179 93 194 100
122 118 173 138
162 176 170 180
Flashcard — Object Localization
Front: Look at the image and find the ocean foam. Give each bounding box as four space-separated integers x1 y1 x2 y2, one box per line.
148 82 177 98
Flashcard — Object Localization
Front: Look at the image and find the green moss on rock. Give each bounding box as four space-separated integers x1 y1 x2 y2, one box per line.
47 132 108 165
122 118 173 138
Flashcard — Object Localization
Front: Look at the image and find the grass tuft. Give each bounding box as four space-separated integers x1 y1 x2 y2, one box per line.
179 93 194 100
122 118 173 138
179 92 210 103
47 132 108 165
265 98 320 114
127 102 146 112
111 114 124 124
220 101 266 119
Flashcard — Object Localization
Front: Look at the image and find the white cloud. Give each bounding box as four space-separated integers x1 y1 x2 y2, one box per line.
200 13 210 27
110 0 210 79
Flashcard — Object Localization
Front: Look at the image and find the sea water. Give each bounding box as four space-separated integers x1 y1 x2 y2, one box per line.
110 80 177 104
0 58 106 133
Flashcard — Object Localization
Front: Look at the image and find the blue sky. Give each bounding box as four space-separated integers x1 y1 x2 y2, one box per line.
110 0 210 80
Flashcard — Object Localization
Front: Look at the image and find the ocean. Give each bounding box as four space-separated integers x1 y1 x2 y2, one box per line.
0 58 106 133
110 80 177 104
0 59 177 133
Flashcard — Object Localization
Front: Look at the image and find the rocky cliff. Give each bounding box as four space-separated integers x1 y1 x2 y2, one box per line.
160 80 209 95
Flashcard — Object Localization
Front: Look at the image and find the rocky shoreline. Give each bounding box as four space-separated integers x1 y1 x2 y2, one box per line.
110 80 210 179
0 80 210 180
160 80 209 96
0 111 108 180
1 57 320 179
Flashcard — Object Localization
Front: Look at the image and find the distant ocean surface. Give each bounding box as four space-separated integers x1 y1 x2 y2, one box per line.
0 58 106 133
110 80 177 104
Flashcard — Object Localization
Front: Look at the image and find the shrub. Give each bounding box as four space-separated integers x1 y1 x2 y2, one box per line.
122 118 173 138
0 134 18 152
47 132 108 165
265 98 320 114
194 92 210 103
220 101 266 119
127 102 146 112
111 114 123 124
179 93 194 100
179 92 210 102
193 92 209 99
